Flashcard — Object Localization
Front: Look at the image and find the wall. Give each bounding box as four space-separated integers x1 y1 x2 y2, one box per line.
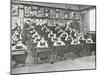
80 7 96 33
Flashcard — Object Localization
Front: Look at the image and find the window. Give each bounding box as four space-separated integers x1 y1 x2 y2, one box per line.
89 8 96 31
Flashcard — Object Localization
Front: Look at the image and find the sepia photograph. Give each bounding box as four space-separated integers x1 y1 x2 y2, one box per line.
11 0 96 74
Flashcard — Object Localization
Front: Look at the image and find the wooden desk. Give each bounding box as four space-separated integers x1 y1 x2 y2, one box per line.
33 47 52 64
85 43 96 55
53 46 67 61
12 50 27 67
74 43 96 57
32 42 96 64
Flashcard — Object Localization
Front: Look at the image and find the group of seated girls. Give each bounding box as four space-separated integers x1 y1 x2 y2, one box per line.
24 20 94 49
12 23 27 51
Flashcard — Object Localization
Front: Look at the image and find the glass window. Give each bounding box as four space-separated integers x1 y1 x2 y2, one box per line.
89 8 96 31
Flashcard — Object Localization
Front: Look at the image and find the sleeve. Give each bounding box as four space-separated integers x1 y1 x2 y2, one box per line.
41 27 44 31
65 35 68 41
61 41 65 45
33 37 37 43
45 41 48 47
23 44 27 50
58 30 61 33
51 38 54 42
60 33 63 37
37 42 41 48
12 45 16 51
53 42 57 46
71 40 75 45
32 34 35 38
48 33 50 38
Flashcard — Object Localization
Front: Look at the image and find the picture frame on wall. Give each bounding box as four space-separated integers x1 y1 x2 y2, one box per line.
11 0 96 75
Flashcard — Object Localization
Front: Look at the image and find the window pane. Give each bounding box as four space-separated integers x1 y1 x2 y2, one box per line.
89 8 96 31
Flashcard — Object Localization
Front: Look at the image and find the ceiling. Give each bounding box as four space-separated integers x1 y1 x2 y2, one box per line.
12 0 95 10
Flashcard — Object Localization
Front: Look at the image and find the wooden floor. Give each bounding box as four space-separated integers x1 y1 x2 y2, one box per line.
11 55 96 74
